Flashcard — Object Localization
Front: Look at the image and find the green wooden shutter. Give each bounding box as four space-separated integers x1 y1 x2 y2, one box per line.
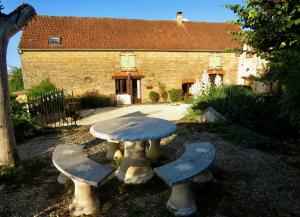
209 55 215 69
215 55 221 69
128 54 136 70
209 54 221 69
120 54 128 70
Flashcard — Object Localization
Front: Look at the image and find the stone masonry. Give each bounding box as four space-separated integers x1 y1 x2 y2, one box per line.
21 51 239 102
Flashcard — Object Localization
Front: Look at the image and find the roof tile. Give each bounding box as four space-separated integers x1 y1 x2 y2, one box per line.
19 15 241 51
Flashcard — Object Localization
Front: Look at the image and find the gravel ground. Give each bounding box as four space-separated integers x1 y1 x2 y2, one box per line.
1 124 299 217
77 103 191 125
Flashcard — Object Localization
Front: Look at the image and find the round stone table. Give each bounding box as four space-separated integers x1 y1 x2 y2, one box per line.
90 116 177 184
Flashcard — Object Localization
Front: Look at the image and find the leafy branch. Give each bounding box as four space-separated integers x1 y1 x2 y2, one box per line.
0 1 3 13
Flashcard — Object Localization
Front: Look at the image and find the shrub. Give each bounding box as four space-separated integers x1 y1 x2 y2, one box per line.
148 91 160 103
78 91 111 109
183 108 201 121
193 85 256 115
28 79 56 98
192 85 297 139
168 89 183 102
10 98 44 143
158 82 168 102
9 67 24 93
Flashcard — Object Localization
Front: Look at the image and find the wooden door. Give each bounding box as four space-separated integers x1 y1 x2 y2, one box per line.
132 79 142 104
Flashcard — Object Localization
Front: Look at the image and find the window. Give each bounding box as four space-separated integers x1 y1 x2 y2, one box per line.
48 37 61 45
115 79 128 94
182 83 194 95
209 54 221 69
120 53 136 70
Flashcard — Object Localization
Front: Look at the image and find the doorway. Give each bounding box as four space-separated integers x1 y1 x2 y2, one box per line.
132 79 142 104
115 78 142 104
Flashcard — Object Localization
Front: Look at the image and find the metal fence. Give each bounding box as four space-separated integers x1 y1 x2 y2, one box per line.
27 89 78 127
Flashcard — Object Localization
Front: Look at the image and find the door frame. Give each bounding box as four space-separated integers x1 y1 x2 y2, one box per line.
113 74 143 104
131 78 142 104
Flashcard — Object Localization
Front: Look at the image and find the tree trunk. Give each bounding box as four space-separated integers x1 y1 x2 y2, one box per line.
0 40 19 166
0 3 36 166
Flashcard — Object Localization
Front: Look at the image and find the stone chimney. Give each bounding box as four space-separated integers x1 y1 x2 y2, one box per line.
176 11 183 25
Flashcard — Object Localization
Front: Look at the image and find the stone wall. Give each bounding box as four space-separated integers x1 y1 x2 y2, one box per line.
21 51 239 102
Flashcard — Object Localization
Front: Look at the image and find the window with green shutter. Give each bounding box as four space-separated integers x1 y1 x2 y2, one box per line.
120 53 136 70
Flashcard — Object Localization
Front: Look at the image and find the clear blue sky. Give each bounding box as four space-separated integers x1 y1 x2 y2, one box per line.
2 0 244 70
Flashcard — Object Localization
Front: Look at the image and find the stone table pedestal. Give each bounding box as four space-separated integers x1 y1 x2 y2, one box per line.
106 141 123 160
116 141 153 184
90 117 177 184
146 139 161 161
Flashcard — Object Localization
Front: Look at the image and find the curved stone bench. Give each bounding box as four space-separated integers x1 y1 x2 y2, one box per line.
154 142 215 216
52 144 114 216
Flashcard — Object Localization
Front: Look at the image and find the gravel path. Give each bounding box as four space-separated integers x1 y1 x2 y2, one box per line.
77 103 191 125
8 124 300 217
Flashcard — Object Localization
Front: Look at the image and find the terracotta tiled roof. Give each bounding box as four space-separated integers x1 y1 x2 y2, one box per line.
19 15 241 51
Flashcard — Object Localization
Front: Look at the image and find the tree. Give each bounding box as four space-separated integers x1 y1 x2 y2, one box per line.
226 0 300 130
0 2 36 166
9 67 24 92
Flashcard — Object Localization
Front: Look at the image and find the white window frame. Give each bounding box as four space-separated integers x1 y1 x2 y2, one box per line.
48 37 61 45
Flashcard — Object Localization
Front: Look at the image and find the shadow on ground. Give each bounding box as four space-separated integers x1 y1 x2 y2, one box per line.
1 123 299 217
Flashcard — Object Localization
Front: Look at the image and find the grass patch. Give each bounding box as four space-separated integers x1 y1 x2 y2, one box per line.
209 121 279 150
0 158 50 186
126 203 141 217
182 108 202 121
178 121 279 151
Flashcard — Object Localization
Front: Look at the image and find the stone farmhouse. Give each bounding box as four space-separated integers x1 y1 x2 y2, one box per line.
19 12 243 104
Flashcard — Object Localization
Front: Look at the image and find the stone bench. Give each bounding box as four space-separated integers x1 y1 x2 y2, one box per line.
52 144 114 216
154 142 215 216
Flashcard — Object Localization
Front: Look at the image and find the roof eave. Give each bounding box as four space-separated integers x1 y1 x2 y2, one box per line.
18 48 239 52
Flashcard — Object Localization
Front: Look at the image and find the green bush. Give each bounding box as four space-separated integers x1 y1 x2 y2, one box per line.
28 79 56 98
192 85 297 139
267 50 300 130
9 67 24 93
78 91 111 109
183 108 201 121
10 98 44 143
193 85 256 115
168 89 183 102
158 82 168 102
148 91 160 103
